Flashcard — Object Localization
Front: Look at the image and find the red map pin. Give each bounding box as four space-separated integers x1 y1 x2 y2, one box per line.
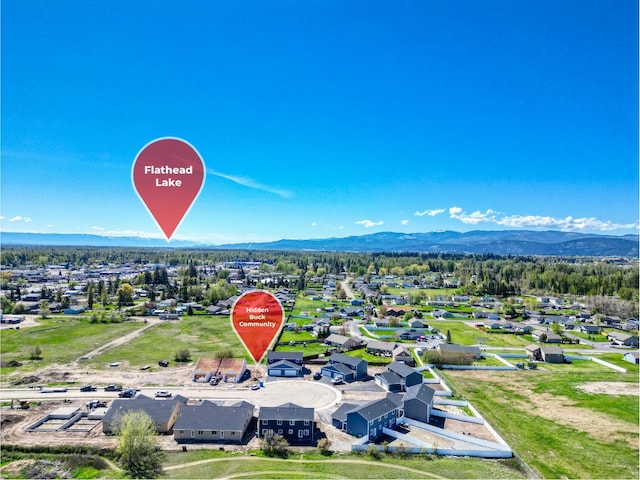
231 290 285 364
132 137 205 240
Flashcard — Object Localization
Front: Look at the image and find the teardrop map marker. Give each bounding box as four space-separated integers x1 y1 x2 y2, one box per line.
132 137 205 240
231 290 285 364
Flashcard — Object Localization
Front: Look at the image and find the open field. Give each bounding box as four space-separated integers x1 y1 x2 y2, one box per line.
160 451 527 479
0 317 143 378
87 314 249 367
443 366 639 479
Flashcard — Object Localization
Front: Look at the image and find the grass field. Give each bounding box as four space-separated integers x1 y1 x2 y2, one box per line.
161 450 528 479
443 366 639 479
89 315 249 366
0 317 142 377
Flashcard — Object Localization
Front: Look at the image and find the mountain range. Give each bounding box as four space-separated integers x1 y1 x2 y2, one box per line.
1 230 638 257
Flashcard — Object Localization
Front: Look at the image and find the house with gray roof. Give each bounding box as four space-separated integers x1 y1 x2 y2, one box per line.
320 353 367 382
267 359 304 377
266 351 303 364
258 403 315 444
331 397 400 441
366 340 397 357
324 333 365 351
102 394 188 434
607 331 639 347
402 384 435 423
374 361 423 392
173 400 254 443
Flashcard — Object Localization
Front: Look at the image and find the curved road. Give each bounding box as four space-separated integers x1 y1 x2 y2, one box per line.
0 380 342 411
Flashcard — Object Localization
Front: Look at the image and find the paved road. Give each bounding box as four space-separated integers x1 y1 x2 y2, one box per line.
0 380 342 410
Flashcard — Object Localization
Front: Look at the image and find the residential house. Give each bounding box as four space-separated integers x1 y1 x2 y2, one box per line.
331 397 399 441
204 305 228 315
267 359 303 377
324 334 364 351
623 351 639 365
607 332 639 347
102 394 188 434
366 340 397 357
340 307 364 318
532 330 562 344
525 344 564 364
510 322 533 333
258 403 315 444
402 383 436 423
408 318 429 329
373 318 391 327
266 351 303 366
374 361 423 392
578 324 601 335
394 329 423 341
321 353 368 382
392 345 415 366
432 309 454 319
173 400 254 443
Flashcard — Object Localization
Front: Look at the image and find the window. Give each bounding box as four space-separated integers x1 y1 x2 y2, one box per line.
212 430 218 435
289 420 295 426
288 429 293 435
304 420 310 426
220 431 224 439
197 430 204 435
277 420 282 425
304 429 309 435
261 429 268 436
179 430 184 435
262 420 268 425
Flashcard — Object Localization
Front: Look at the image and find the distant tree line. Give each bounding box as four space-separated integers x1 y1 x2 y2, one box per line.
1 246 637 308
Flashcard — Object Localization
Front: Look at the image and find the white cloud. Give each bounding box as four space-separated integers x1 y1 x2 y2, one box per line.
207 168 292 198
311 222 318 227
401 219 409 225
9 216 32 223
415 208 446 217
496 215 638 232
449 207 497 225
356 219 384 228
447 206 638 232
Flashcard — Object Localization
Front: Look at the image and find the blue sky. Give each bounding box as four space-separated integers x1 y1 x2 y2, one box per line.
2 0 638 244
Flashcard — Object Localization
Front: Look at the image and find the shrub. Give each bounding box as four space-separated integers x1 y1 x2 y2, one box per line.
260 433 290 458
174 349 191 362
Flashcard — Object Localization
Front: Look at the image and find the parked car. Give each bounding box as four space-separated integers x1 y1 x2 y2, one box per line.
155 391 172 398
86 400 107 409
119 389 137 398
104 384 123 392
80 385 97 392
313 372 322 380
158 360 169 367
332 376 344 385
251 384 261 390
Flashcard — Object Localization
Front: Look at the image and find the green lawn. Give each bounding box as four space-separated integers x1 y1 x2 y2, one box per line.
89 315 249 366
161 450 527 479
0 317 142 377
444 368 639 479
568 330 611 342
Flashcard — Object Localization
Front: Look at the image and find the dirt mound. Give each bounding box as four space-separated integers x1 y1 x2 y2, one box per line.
12 375 40 385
